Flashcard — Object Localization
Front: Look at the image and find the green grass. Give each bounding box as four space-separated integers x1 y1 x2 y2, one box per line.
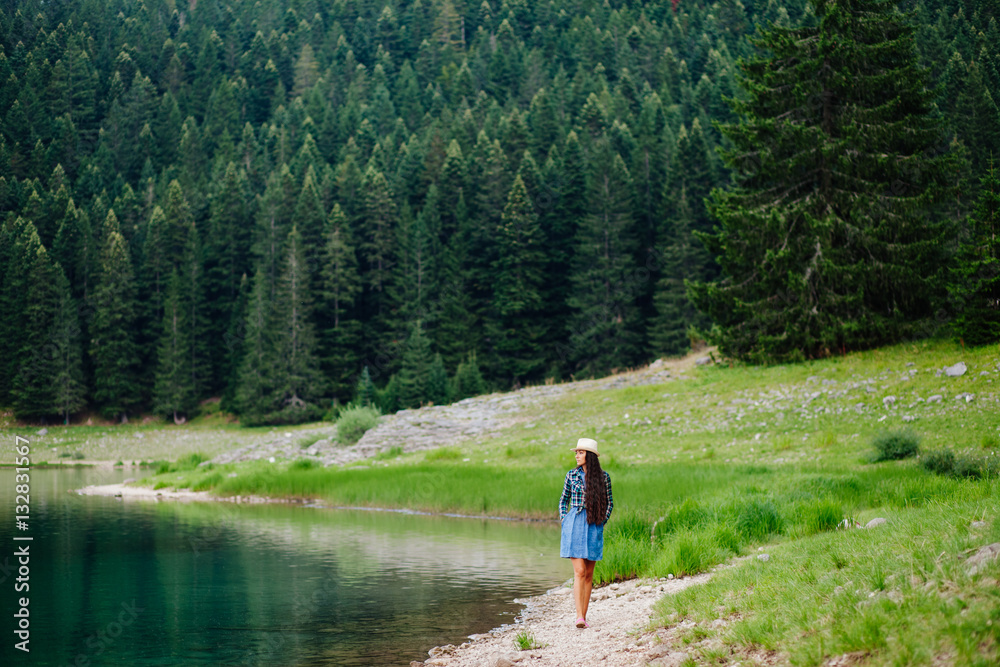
24 338 998 664
654 490 1000 666
513 628 542 650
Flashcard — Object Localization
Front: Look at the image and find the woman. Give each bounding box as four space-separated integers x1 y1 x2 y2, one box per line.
559 437 613 628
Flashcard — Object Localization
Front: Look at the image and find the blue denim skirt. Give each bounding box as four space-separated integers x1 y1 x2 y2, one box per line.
559 507 604 561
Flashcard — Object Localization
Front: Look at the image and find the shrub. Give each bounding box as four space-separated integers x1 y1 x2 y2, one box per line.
871 430 920 462
174 452 209 471
713 525 741 554
921 450 955 476
289 458 319 471
653 499 710 541
607 512 652 543
657 532 716 577
734 497 784 542
374 446 403 461
425 447 462 461
192 471 223 491
952 455 984 480
336 405 381 444
802 499 843 535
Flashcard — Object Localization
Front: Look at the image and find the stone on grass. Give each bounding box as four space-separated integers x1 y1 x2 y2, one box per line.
966 543 1000 575
865 518 888 529
757 553 771 562
882 396 896 408
649 650 691 666
37 428 48 436
927 395 943 404
944 362 967 377
971 521 987 529
695 356 713 366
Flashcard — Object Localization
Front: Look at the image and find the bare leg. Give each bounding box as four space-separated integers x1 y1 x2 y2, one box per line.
572 558 597 622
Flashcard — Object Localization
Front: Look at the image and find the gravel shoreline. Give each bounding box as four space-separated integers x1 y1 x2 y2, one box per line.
415 575 712 667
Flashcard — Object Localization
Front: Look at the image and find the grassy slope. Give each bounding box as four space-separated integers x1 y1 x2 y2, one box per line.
6 339 998 664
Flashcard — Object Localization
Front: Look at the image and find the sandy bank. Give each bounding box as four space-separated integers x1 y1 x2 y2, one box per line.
415 575 712 667
72 482 282 503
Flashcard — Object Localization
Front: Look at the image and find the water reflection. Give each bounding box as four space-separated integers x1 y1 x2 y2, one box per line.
0 467 566 666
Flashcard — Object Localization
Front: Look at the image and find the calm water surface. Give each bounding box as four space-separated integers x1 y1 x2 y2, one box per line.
1 466 566 666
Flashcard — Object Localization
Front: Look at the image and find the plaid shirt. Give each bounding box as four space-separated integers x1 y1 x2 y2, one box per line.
559 466 613 524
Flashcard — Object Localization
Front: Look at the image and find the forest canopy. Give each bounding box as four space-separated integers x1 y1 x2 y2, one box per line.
0 0 997 423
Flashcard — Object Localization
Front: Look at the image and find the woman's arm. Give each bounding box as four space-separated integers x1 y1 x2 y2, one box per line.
559 471 572 519
604 471 613 523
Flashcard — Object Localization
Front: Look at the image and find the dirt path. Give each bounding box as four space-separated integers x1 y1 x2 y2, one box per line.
415 575 712 667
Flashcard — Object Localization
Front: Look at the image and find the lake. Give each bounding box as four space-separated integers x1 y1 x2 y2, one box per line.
0 466 567 666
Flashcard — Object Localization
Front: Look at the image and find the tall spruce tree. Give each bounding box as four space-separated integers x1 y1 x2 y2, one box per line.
566 144 642 376
235 268 274 423
650 120 719 355
49 265 87 424
90 228 141 420
265 225 326 424
951 156 1000 346
490 174 548 385
10 229 71 419
153 269 196 422
320 204 362 400
689 0 962 362
397 320 433 409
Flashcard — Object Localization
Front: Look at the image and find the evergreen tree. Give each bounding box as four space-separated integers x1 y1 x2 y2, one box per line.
10 229 71 419
397 320 434 409
690 0 962 362
358 164 399 357
0 217 33 404
353 366 378 408
951 156 1000 346
320 204 362 400
566 145 641 376
48 265 87 424
491 174 548 384
90 229 140 420
235 268 274 423
650 122 718 355
264 225 326 424
153 269 196 423
427 352 449 405
452 351 486 401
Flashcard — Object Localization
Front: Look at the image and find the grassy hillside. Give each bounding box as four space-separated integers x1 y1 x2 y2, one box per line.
6 338 998 663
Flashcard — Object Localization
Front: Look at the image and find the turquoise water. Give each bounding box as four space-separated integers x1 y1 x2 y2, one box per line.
1 466 566 666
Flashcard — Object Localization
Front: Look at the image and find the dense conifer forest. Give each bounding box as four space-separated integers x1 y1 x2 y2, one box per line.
0 0 997 424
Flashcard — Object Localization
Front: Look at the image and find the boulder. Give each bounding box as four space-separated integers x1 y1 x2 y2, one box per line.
943 362 967 377
966 543 1000 575
695 356 713 366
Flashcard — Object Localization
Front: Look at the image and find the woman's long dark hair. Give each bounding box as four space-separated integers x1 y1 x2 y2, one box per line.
583 451 608 525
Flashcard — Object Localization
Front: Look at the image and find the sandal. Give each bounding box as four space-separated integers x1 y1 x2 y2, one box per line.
576 618 589 628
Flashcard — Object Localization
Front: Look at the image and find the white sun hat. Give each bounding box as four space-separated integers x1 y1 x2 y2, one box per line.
572 438 600 456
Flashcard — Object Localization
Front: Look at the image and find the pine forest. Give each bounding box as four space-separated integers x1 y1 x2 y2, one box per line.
1 0 997 425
